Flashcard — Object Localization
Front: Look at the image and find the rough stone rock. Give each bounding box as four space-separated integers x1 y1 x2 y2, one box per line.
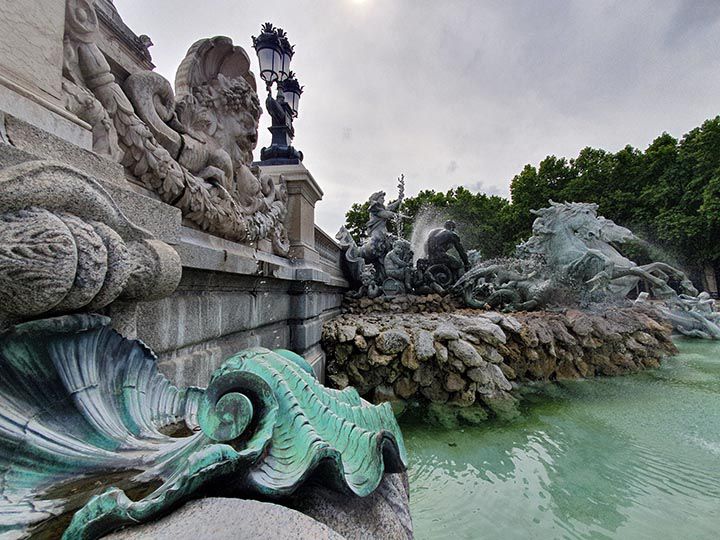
450 388 476 407
466 366 491 385
420 379 449 403
288 473 413 540
336 324 357 343
488 364 512 392
518 325 539 347
498 315 523 333
433 341 449 364
566 309 593 336
478 390 520 421
444 372 465 392
555 360 580 379
394 377 419 399
499 362 516 380
633 331 658 347
324 307 676 412
381 365 401 384
448 339 483 367
412 364 435 387
376 329 411 355
413 328 435 361
574 357 593 377
449 358 466 372
398 344 418 370
433 323 459 341
459 318 507 345
105 498 344 540
373 384 398 403
334 343 354 365
328 373 349 389
641 357 661 369
353 334 368 351
368 346 393 367
359 322 380 337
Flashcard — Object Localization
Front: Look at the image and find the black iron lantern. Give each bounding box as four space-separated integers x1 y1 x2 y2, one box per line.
254 23 304 165
276 28 294 82
279 72 303 117
252 22 283 85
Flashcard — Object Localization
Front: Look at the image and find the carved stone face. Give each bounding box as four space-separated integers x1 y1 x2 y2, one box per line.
189 74 261 169
220 108 259 166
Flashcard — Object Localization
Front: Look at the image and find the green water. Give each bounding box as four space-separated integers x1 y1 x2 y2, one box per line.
401 339 720 539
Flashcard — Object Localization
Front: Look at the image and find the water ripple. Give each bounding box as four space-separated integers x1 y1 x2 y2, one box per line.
403 340 720 539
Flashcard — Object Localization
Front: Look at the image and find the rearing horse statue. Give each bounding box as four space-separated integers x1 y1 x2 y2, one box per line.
518 201 697 298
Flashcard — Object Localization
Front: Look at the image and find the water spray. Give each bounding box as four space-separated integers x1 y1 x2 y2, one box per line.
396 173 405 239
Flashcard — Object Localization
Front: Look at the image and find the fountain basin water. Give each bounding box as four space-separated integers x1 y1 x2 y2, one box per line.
402 338 720 539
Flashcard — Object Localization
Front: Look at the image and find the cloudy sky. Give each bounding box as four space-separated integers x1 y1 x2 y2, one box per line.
115 0 720 234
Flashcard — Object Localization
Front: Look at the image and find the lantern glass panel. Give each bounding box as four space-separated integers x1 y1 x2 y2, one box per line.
285 90 300 115
279 52 293 81
257 47 281 83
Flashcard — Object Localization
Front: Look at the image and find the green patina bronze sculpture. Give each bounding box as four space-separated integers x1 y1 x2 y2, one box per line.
0 315 407 539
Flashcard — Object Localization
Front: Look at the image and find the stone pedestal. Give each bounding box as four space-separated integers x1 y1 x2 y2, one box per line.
261 162 323 263
0 0 91 147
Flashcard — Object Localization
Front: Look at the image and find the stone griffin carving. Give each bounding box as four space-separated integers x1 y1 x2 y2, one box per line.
0 314 407 539
62 0 289 255
0 160 181 327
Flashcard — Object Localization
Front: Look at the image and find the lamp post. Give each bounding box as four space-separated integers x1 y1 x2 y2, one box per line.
253 23 304 164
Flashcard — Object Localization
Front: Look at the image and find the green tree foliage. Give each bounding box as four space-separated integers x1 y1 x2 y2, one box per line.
343 116 720 286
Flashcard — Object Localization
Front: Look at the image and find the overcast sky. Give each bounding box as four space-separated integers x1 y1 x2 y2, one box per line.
115 0 720 234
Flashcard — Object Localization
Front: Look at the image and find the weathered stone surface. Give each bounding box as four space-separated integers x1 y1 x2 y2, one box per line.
448 339 483 367
336 324 357 343
466 366 491 385
498 315 522 333
394 377 419 399
450 388 476 407
449 358 466 373
434 322 459 341
458 317 506 345
376 329 411 355
353 334 368 351
434 341 449 363
373 384 398 403
400 344 419 370
483 345 504 364
328 372 349 389
105 498 345 540
368 346 394 367
359 321 380 337
488 364 512 392
289 473 413 540
421 379 449 403
413 328 435 361
444 372 465 392
412 364 435 387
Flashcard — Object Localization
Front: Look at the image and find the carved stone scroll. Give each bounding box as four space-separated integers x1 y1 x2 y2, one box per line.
0 160 181 324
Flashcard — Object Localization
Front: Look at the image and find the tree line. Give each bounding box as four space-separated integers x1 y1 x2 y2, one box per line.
344 116 720 291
